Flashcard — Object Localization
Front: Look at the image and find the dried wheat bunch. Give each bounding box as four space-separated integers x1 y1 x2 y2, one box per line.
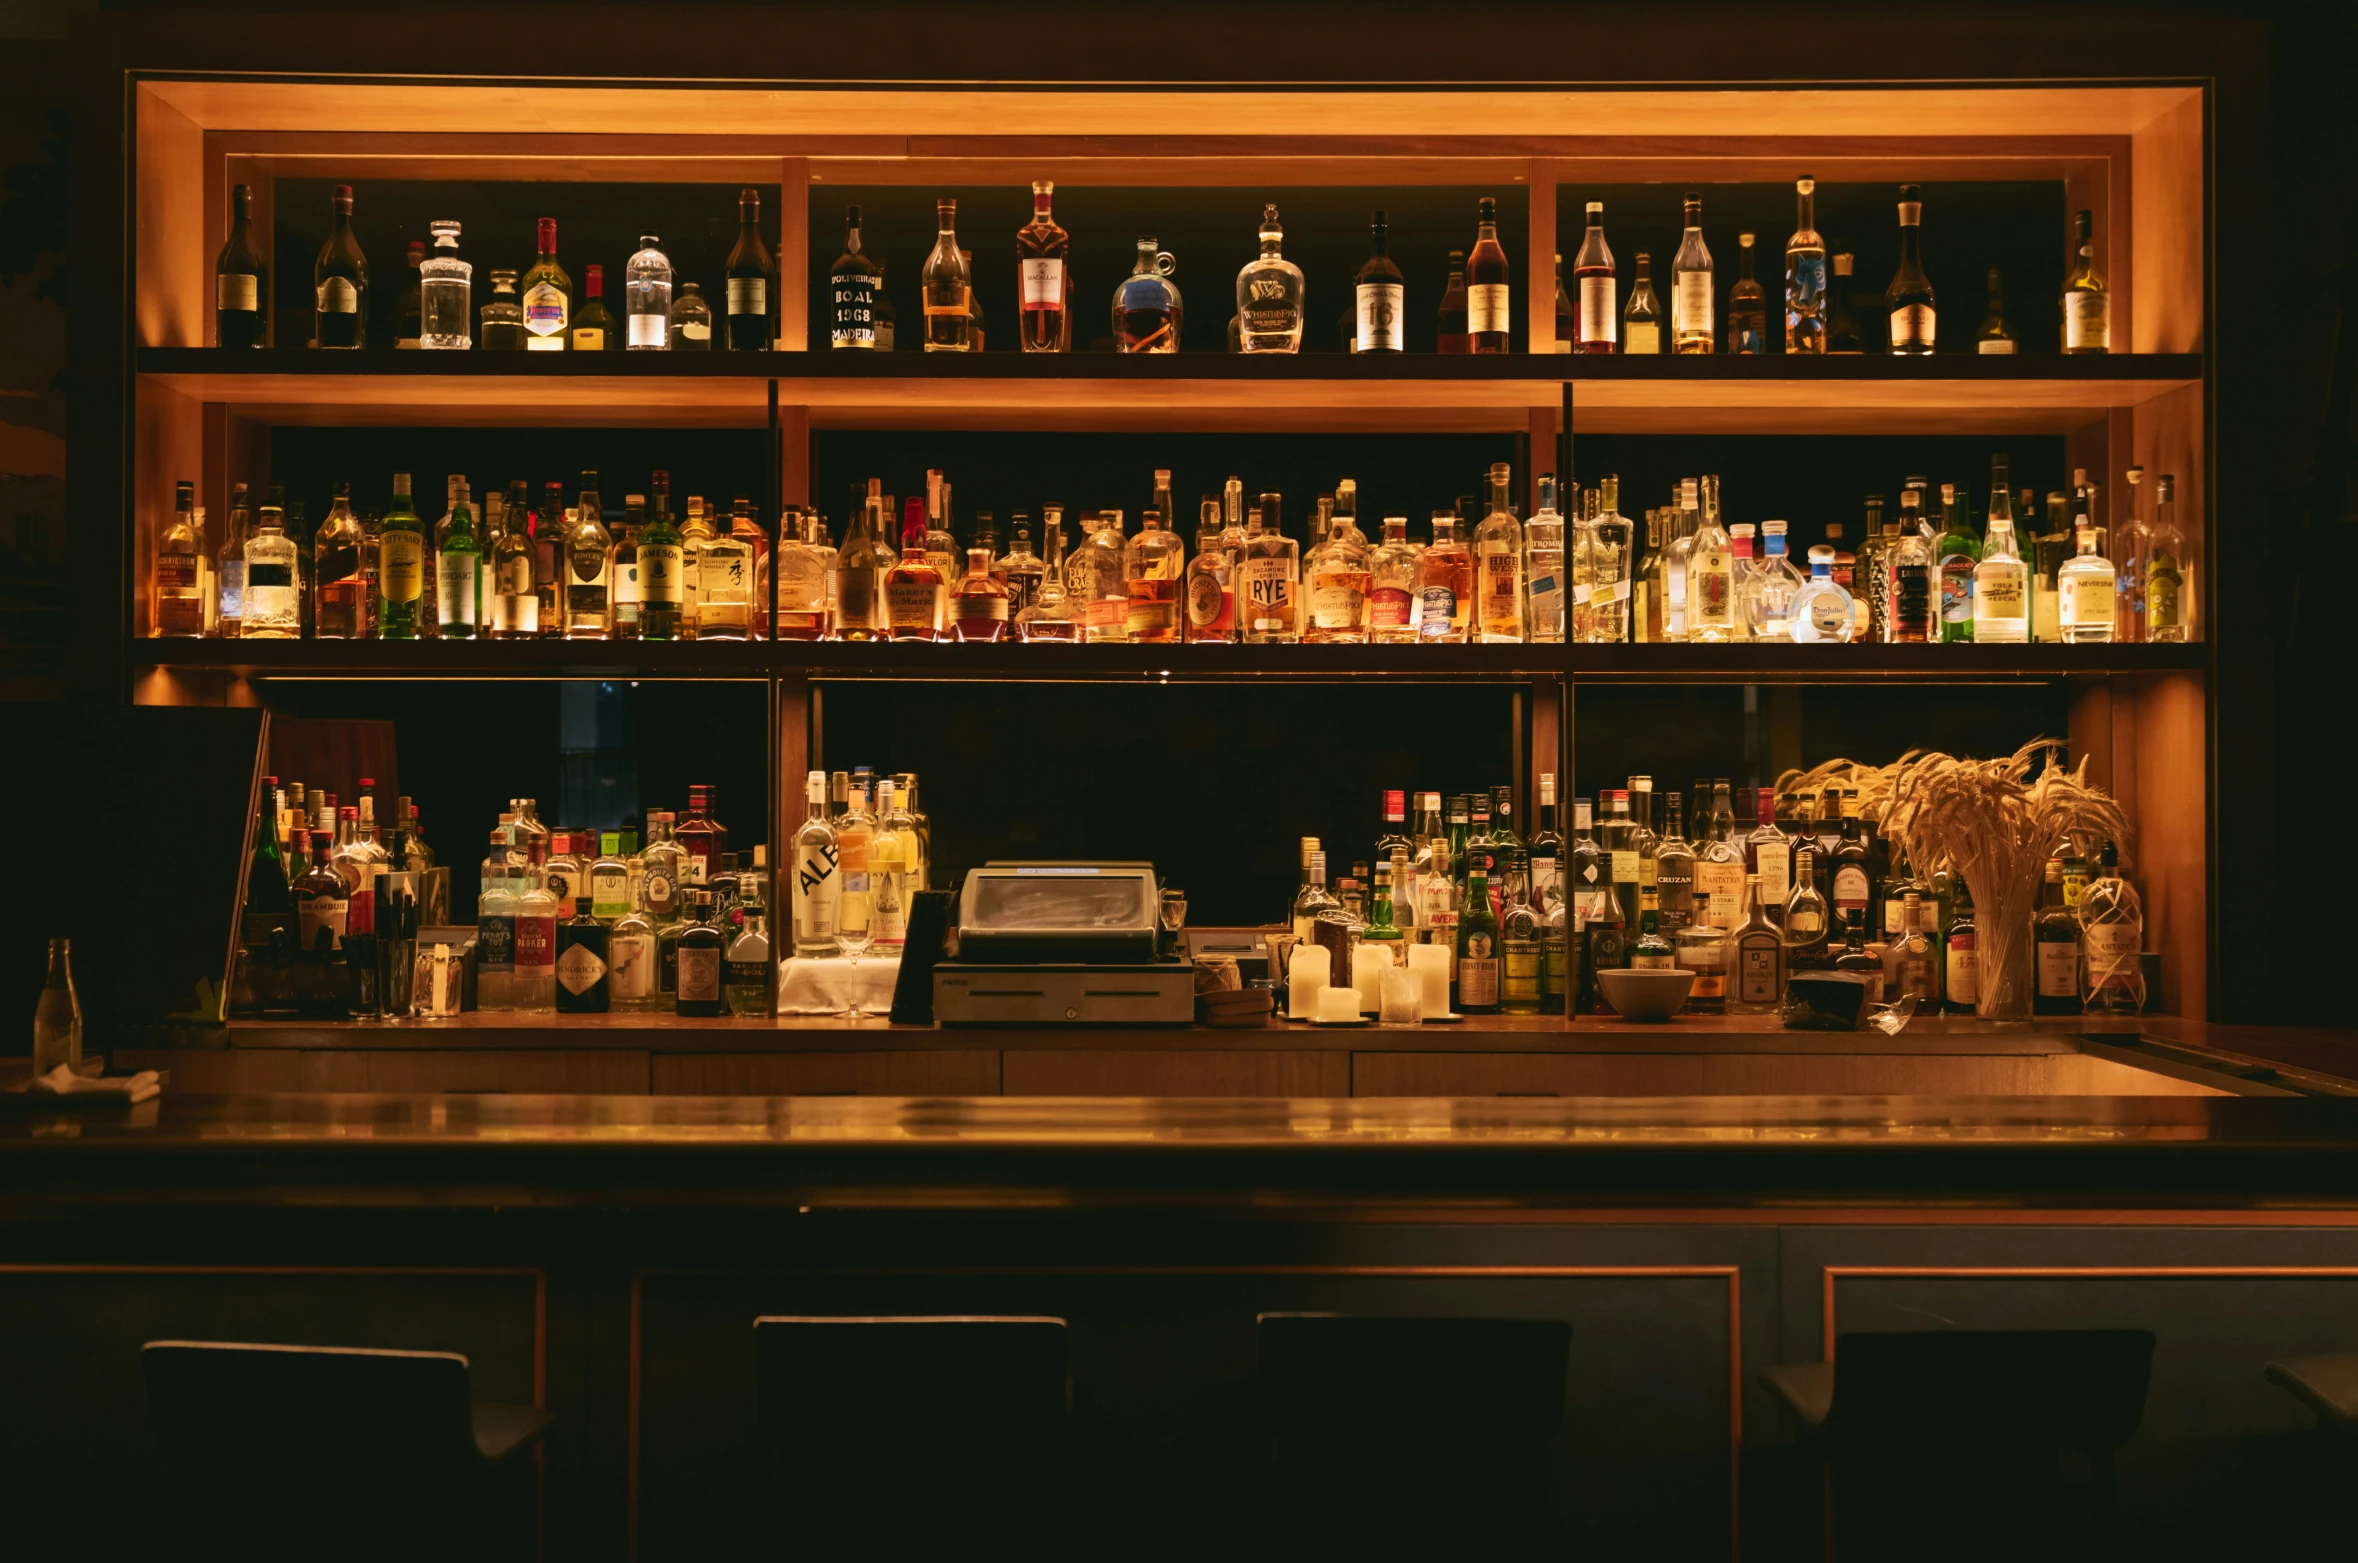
1876 740 2129 886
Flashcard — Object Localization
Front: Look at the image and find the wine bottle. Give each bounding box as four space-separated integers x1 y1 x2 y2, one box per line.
724 187 775 351
215 182 268 349
312 185 368 351
1885 185 1937 355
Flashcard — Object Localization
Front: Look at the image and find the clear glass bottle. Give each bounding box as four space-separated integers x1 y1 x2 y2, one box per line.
1523 475 1567 643
1070 508 1130 643
1182 499 1237 644
1015 513 1082 642
479 269 525 350
867 779 909 952
1790 545 1856 644
418 219 471 350
1784 176 1826 354
1671 192 1715 354
833 481 888 641
1973 469 2031 644
1571 202 1618 354
1934 481 1982 642
1726 233 1767 354
998 514 1048 622
1114 237 1182 353
2062 208 2110 354
1585 478 1633 643
1473 463 1525 643
436 482 481 639
1886 185 1937 354
2058 509 2118 643
153 479 206 637
787 771 842 958
314 482 365 639
2145 474 2189 642
1464 196 1511 354
1499 853 1542 1015
313 184 368 350
564 471 612 641
1727 873 1787 1015
626 233 673 349
509 842 557 1013
1978 268 2015 354
1743 521 1807 640
1238 493 1301 643
1353 208 1406 353
1367 515 1422 644
1621 253 1661 354
1674 916 1728 1014
2078 841 2143 1012
1418 512 1471 643
1881 891 1940 1005
1123 507 1185 643
242 500 300 638
1688 475 1735 642
1018 181 1070 353
764 515 823 642
1236 204 1306 353
489 492 538 639
214 483 252 637
670 282 712 349
1303 482 1371 644
920 198 973 352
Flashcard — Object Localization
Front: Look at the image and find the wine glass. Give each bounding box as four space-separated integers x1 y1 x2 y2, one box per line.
836 885 874 1015
1159 886 1187 958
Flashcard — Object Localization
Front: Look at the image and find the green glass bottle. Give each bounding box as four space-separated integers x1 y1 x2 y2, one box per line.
1935 481 1982 643
437 485 481 639
1456 863 1499 1013
377 472 425 640
639 470 685 640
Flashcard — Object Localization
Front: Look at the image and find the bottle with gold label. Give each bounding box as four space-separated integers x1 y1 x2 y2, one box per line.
520 217 570 351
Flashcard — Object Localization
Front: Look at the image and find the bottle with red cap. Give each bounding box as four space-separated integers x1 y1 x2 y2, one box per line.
573 263 617 352
520 217 572 350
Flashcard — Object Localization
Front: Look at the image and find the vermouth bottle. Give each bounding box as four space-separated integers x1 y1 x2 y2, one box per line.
920 199 973 351
724 188 775 350
1885 185 1937 354
1017 181 1070 353
215 182 268 349
312 185 368 350
1670 193 1714 354
1353 209 1405 353
1464 196 1511 353
1783 176 1825 354
1570 203 1617 354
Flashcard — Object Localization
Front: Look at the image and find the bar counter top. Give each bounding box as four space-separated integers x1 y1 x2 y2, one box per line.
8 1089 2358 1214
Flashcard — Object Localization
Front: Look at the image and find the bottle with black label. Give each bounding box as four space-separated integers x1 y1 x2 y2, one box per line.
675 892 726 1016
215 182 269 348
554 888 610 1014
724 187 775 351
830 205 880 350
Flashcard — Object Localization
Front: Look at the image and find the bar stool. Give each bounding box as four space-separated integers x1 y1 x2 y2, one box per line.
1253 1313 1573 1550
1760 1328 2155 1560
740 1315 1070 1551
142 1339 550 1562
2266 1352 2358 1433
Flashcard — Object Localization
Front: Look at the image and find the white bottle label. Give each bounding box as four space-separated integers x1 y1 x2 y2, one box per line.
1021 258 1065 307
1466 283 1510 336
1355 282 1404 352
681 320 711 342
2063 576 2114 630
728 278 767 317
1978 337 2016 355
218 274 259 312
317 277 358 314
1890 303 1936 348
640 543 684 604
1578 277 1616 345
436 556 476 625
608 932 653 997
628 313 666 348
1675 273 1712 335
2064 291 2110 350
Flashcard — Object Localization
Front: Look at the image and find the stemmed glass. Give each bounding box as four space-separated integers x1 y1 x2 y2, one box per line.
1159 887 1187 958
836 884 875 1016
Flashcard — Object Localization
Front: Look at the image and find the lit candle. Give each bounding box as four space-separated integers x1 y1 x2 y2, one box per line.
1287 945 1331 1020
1351 942 1395 1013
1405 942 1451 1019
1316 983 1361 1023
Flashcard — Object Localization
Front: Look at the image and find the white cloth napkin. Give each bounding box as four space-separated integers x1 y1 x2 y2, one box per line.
775 956 902 1016
27 1065 161 1105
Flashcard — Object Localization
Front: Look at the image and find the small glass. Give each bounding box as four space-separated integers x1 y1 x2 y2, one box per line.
1378 967 1421 1026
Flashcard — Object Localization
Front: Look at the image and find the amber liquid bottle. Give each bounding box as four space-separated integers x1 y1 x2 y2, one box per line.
1465 198 1511 353
1436 250 1470 354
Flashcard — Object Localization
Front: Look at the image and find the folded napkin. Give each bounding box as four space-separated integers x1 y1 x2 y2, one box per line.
27 1065 161 1105
775 956 902 1016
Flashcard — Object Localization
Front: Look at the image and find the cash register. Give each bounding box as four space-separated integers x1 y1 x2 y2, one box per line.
932 862 1194 1025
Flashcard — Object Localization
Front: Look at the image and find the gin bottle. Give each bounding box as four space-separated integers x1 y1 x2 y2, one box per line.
2145 475 2188 642
997 515 1048 620
2057 512 2117 643
626 234 673 349
418 220 472 349
1784 176 1826 353
1235 204 1305 353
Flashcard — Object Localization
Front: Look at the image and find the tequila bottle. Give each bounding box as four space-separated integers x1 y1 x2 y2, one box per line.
625 233 673 349
1743 520 1807 640
1124 507 1185 643
153 479 205 637
2145 474 2189 642
1235 204 1306 353
1304 488 1371 644
2057 512 2117 642
1114 238 1182 353
1789 546 1856 643
1571 201 1617 354
418 220 471 349
670 283 712 349
314 483 366 638
1687 475 1735 642
242 500 301 638
1523 475 1567 643
520 217 570 351
1017 181 1070 353
920 198 973 351
1885 186 1937 354
1366 515 1421 644
1239 493 1301 643
1014 514 1082 642
2062 208 2111 354
1726 233 1767 354
1784 176 1826 354
1671 193 1714 354
1473 463 1525 643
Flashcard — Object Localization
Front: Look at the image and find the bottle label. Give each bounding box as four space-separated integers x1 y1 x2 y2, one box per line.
523 282 567 336
1610 849 1638 884
1527 568 1563 637
681 319 711 343
218 273 259 312
628 314 665 349
1675 272 1713 334
1831 863 1869 913
1892 562 1932 628
1755 843 1790 908
614 559 640 610
2064 290 2109 350
155 552 197 592
1630 950 1674 971
1974 571 2024 621
1355 282 1404 351
1890 303 1936 348
1084 596 1126 632
2036 937 2080 997
794 859 841 946
1940 556 1976 624
728 278 768 317
1021 258 1065 307
2064 576 2114 630
1478 552 1520 622
1578 277 1617 345
1416 585 1456 633
1185 571 1232 632
831 270 877 347
1466 283 1510 336
317 277 358 314
881 577 943 633
296 891 347 951
645 869 676 918
436 555 476 626
1695 861 1746 926
556 939 607 995
678 947 721 1002
1947 934 1978 1006
544 867 576 909
1241 557 1296 630
513 914 556 975
573 326 605 351
1979 337 2016 355
2148 568 2181 629
640 543 685 604
1368 585 1412 630
1458 953 1498 1007
1737 941 1781 1004
608 932 654 997
2085 924 2140 964
956 595 1010 625
1309 576 1366 630
1692 551 1732 625
1625 321 1659 354
476 913 514 974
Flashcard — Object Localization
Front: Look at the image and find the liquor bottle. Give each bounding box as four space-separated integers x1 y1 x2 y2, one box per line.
1304 485 1371 644
1016 180 1071 353
1464 196 1511 354
243 501 300 638
1456 863 1500 1014
609 493 646 640
1885 186 1937 354
1877 890 1936 1005
1783 848 1829 968
215 182 269 348
1586 478 1633 642
2058 509 2117 642
1621 253 1660 354
725 188 775 350
1436 250 1470 354
470 826 519 1010
555 873 611 1014
1687 475 1735 642
1239 493 1301 644
1825 253 1865 353
1473 463 1525 643
671 283 713 349
1932 482 1979 642
1124 507 1186 642
1181 498 1235 643
999 514 1049 621
765 512 823 641
1671 193 1714 354
2033 860 2082 1015
1882 492 1933 643
1071 508 1130 642
1828 812 1872 932
1499 853 1541 1015
1406 511 1463 644
1727 873 1786 1014
1551 254 1573 353
1353 209 1405 353
725 882 772 1017
1571 203 1617 354
1652 791 1694 932
1113 237 1182 353
292 833 350 973
918 197 973 353
942 545 1007 641
369 474 420 639
726 498 772 640
313 185 368 350
1236 204 1306 353
1785 176 1826 354
1629 912 1674 971
1726 234 1767 354
418 220 471 349
573 264 617 351
1830 909 1881 1001
1014 513 1081 642
1741 789 1790 916
436 483 481 639
1978 268 2015 354
2146 474 2188 642
314 483 364 639
626 234 673 349
640 479 686 640
2062 208 2111 354
215 484 251 637
510 841 557 1013
819 204 882 350
868 779 910 951
1972 466 2030 644
1941 874 1978 1013
960 248 985 350
479 269 525 350
1695 782 1746 929
489 483 536 639
1661 481 1697 643
153 479 205 637
395 241 424 348
521 217 571 351
788 771 842 957
1361 514 1418 643
833 482 887 641
1288 840 1339 942
1674 913 1727 1013
557 473 607 640
596 872 653 1011
2078 842 2143 1012
1521 475 1567 643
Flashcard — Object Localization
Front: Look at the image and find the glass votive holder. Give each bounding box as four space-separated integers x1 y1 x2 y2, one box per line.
1378 967 1422 1026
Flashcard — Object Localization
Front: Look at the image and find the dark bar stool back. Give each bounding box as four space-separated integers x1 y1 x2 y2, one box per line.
745 1315 1070 1552
1254 1313 1572 1550
142 1340 549 1561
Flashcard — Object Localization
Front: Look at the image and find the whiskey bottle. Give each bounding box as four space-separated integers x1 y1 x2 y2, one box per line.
1726 233 1767 354
396 241 424 348
564 472 613 641
242 501 301 638
1124 508 1186 643
1571 203 1617 354
1882 489 1934 643
520 218 571 351
1235 204 1306 353
1884 185 1937 354
314 483 365 639
920 198 973 352
1825 252 1865 353
1113 237 1182 353
1353 209 1405 353
1671 193 1714 354
312 185 368 350
1622 253 1659 353
609 493 644 640
1784 176 1825 354
573 264 617 351
215 182 268 349
2062 207 2111 354
154 479 206 637
1464 196 1511 353
1977 268 2015 354
1017 181 1070 353
725 188 775 350
1436 250 1470 354
639 478 686 640
1239 493 1301 643
884 497 946 641
479 269 526 350
376 474 423 639
1303 490 1371 644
